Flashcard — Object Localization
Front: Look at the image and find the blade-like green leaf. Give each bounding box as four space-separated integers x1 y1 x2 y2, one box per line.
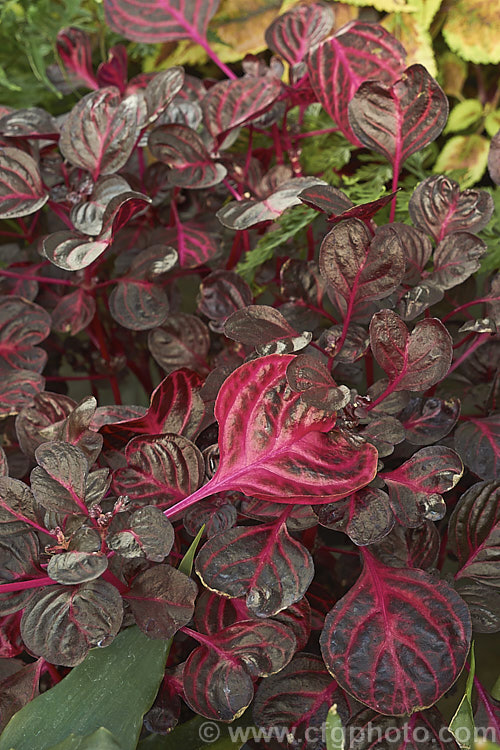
326 704 345 750
449 644 476 750
47 727 123 749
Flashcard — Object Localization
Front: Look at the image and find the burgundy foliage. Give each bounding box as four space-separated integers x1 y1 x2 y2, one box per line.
0 1 499 743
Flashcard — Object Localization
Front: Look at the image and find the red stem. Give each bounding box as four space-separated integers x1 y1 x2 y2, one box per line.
0 269 76 287
0 576 56 593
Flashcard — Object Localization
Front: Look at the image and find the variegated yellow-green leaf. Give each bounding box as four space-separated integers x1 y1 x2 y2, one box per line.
485 110 500 138
444 100 483 134
438 51 468 99
412 0 442 30
433 134 490 188
382 12 436 76
209 0 283 61
442 0 500 64
336 0 417 11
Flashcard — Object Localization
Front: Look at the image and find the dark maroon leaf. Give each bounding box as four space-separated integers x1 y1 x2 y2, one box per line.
100 369 205 450
428 232 487 291
372 521 441 570
0 296 51 373
298 184 353 216
0 659 41 732
182 619 296 721
319 219 405 311
217 177 323 229
455 578 500 633
397 280 445 322
408 175 494 242
346 707 459 749
144 67 185 125
239 497 318 531
125 564 197 638
42 232 109 272
348 65 448 171
380 446 463 528
388 223 433 285
149 124 226 188
46 551 108 585
0 532 41 617
0 477 40 535
184 496 237 539
265 4 334 65
316 487 394 547
0 109 58 140
31 441 110 514
224 305 312 356
52 289 96 335
112 434 205 508
488 129 500 185
253 652 349 750
320 550 471 715
20 579 123 666
455 416 500 480
59 88 144 179
104 0 221 44
0 370 45 418
361 415 406 458
196 520 313 617
148 313 210 374
286 354 350 413
400 396 461 446
56 27 98 90
55 396 103 466
70 175 130 237
165 355 378 515
109 279 169 331
202 76 281 137
319 324 369 363
0 148 48 219
108 505 175 562
197 270 253 331
96 44 128 93
166 221 219 269
450 481 500 589
369 310 453 391
305 22 406 145
143 670 182 735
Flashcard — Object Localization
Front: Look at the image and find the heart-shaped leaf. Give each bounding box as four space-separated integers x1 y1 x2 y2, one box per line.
52 290 96 335
202 76 281 137
319 219 405 310
265 4 334 65
59 89 144 179
369 310 453 391
0 148 48 219
0 296 51 374
182 619 296 721
148 313 210 374
380 446 463 527
108 505 174 562
348 64 448 172
195 519 313 617
124 564 197 639
408 175 494 242
320 551 471 715
149 124 226 188
20 580 123 666
454 417 500 481
164 355 378 516
112 434 205 509
305 22 406 144
253 653 349 749
103 0 221 44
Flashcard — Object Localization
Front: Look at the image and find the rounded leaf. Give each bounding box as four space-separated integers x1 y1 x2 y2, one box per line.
46 551 108 584
0 148 48 219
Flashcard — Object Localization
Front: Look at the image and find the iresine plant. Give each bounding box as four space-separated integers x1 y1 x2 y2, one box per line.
0 1 499 747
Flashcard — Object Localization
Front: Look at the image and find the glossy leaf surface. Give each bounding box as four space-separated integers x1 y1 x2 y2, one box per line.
455 417 500 480
108 506 174 562
320 552 471 715
202 76 281 137
104 0 221 44
369 310 453 391
0 148 48 219
148 313 210 374
149 124 226 188
195 520 313 617
265 4 334 65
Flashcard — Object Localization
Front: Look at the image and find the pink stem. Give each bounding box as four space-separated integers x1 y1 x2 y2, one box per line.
0 269 76 287
446 333 491 379
0 576 56 593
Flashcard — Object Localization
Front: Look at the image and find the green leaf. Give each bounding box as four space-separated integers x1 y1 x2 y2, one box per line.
442 0 500 64
433 134 489 188
236 204 317 282
0 532 206 750
444 100 483 134
47 728 123 750
325 704 345 750
492 674 500 701
485 111 500 138
138 713 253 750
449 644 476 750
